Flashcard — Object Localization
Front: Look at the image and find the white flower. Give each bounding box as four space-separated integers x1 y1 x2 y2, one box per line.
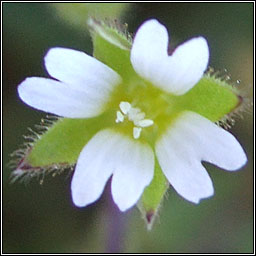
17 19 247 212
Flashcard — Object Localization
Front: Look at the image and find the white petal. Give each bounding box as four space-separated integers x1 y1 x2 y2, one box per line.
131 19 169 70
177 111 247 170
162 37 209 95
131 19 169 85
71 130 120 207
71 129 154 211
131 19 209 95
45 47 121 91
111 134 154 212
18 77 110 118
156 111 247 203
157 138 214 204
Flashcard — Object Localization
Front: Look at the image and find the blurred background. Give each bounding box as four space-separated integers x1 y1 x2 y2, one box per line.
3 3 253 253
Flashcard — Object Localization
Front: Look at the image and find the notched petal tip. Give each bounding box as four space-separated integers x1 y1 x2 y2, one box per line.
71 129 154 212
18 45 123 118
110 134 155 212
166 36 210 95
156 111 247 204
131 19 210 96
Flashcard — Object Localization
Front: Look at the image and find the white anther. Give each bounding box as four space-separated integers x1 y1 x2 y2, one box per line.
116 101 154 139
133 112 146 123
137 119 154 127
133 113 146 126
115 111 124 123
120 101 131 115
128 107 142 121
133 127 142 139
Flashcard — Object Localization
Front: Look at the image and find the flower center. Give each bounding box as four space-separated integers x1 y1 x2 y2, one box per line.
115 101 154 139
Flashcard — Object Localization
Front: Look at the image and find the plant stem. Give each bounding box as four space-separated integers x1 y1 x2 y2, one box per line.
104 182 127 253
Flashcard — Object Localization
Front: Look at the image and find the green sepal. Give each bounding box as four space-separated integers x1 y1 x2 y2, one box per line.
89 19 138 83
24 112 114 167
138 159 169 230
175 74 240 122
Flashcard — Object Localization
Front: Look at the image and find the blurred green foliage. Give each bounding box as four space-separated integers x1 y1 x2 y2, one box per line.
52 3 130 29
3 2 253 253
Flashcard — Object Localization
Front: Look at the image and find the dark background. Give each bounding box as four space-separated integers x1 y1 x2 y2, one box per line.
3 2 253 253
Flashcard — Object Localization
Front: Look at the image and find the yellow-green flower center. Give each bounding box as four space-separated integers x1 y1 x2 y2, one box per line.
107 79 179 143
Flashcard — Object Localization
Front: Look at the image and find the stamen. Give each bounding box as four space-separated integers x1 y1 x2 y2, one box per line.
132 113 146 125
116 101 154 139
133 127 142 139
115 111 124 123
137 119 154 127
128 108 143 121
120 101 131 115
